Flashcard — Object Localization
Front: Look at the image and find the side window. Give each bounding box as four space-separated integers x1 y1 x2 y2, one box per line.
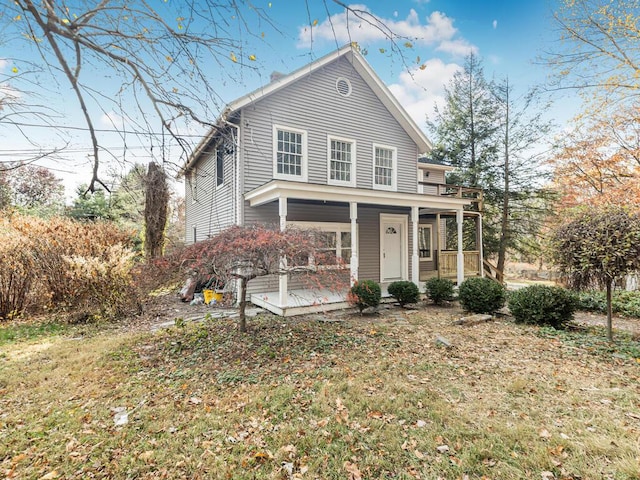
216 145 224 187
418 224 433 261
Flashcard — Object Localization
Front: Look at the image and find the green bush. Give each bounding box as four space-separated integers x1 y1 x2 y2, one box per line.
458 277 506 314
424 278 455 305
574 290 607 313
348 280 381 313
387 281 420 306
574 289 640 318
508 285 577 328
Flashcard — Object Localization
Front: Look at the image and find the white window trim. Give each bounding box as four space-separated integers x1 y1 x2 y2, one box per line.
418 224 433 261
372 143 397 192
273 125 308 182
289 221 357 269
327 135 356 187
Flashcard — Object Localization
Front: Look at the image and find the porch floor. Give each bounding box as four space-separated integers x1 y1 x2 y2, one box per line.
250 289 350 317
250 286 395 317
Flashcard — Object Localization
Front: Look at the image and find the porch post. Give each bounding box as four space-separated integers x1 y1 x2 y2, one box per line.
456 209 464 285
411 207 419 287
350 202 358 286
477 214 485 277
279 197 288 308
436 213 441 278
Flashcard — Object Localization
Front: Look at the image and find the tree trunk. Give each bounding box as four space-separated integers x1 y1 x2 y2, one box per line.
497 81 510 275
144 162 169 259
238 277 248 332
606 279 613 342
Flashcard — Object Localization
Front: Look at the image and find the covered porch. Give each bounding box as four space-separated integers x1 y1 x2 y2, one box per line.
244 180 483 316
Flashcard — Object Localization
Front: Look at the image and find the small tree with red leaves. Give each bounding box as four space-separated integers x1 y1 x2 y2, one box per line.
184 224 348 332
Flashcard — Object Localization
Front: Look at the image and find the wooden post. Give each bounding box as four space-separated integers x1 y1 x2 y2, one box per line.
350 202 358 286
279 197 288 308
411 206 419 287
456 209 464 285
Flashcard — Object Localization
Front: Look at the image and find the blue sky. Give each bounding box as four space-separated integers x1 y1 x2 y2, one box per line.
1 0 569 194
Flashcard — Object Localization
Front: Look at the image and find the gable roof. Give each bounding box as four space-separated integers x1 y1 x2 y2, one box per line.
183 44 432 173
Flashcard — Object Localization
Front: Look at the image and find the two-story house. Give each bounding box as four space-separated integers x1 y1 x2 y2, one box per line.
182 44 484 316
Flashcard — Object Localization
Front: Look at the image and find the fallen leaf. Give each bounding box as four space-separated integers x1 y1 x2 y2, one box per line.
436 445 450 454
344 460 362 480
189 396 202 405
40 472 59 480
254 451 270 461
538 428 552 439
11 454 27 465
139 450 154 461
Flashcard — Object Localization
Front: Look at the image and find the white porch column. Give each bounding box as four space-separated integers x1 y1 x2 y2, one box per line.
279 197 288 307
477 214 485 277
350 202 358 286
411 206 419 287
436 213 441 277
456 209 465 285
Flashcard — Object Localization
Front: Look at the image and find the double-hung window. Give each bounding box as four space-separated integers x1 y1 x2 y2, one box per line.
290 222 355 267
273 125 307 181
328 136 356 186
373 144 397 191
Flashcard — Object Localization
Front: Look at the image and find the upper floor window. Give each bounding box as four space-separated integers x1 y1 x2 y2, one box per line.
216 145 224 186
328 136 356 187
273 125 308 181
373 144 397 191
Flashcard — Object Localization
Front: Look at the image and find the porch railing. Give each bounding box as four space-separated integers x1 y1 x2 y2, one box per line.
438 250 481 279
419 182 483 211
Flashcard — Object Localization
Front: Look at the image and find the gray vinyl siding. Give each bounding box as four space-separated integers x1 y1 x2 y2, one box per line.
245 203 413 295
419 168 446 195
184 137 236 244
239 56 419 196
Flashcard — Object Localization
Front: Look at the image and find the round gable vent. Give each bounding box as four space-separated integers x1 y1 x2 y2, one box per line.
335 77 352 97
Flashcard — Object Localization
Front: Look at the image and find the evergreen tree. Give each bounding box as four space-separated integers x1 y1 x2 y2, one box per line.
429 55 555 266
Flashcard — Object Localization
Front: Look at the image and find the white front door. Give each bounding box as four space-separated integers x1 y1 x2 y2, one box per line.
380 214 407 282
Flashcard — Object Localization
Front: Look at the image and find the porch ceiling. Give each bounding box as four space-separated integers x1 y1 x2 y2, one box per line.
245 180 472 211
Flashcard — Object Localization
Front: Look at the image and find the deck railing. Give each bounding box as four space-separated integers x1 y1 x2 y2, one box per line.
438 250 481 279
419 182 483 211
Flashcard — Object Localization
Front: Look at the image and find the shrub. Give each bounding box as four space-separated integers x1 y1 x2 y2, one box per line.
387 281 420 306
458 277 506 314
574 289 640 318
574 290 607 313
508 285 577 328
0 214 140 321
425 278 455 305
348 280 381 313
0 234 35 320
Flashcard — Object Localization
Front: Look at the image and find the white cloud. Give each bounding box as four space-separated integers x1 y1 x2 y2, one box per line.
0 59 7 71
100 111 128 128
492 19 498 29
297 5 477 57
436 38 477 57
388 58 462 128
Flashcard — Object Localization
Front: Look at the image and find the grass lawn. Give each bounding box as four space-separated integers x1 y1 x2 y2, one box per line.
1 306 639 479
